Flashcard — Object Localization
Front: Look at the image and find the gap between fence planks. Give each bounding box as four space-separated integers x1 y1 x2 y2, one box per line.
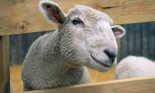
24 77 155 93
0 0 155 35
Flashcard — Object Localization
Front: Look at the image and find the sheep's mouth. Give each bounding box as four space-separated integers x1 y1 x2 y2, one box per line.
90 54 112 67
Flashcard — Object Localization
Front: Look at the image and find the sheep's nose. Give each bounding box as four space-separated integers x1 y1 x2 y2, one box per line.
104 49 116 63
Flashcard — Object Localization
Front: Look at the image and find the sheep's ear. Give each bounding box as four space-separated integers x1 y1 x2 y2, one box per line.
39 1 66 24
111 25 126 39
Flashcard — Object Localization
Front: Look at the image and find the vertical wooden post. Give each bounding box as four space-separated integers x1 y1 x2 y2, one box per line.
0 36 10 93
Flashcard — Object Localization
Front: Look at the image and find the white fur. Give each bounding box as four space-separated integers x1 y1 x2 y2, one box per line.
22 0 125 90
115 56 155 79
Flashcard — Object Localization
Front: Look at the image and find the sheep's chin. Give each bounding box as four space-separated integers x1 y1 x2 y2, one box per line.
87 56 114 72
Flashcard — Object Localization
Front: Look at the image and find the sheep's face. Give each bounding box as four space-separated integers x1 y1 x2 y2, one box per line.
39 1 125 72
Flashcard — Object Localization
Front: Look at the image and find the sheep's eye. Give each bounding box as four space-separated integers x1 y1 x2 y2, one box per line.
72 18 83 25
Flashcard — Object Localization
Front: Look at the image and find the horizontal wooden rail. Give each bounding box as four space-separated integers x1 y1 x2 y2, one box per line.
24 77 155 93
0 0 155 35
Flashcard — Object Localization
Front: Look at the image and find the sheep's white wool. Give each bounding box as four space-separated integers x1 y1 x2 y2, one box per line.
115 56 155 79
66 5 118 71
22 0 125 91
68 5 113 24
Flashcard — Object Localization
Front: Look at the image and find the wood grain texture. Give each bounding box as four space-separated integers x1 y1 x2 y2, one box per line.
118 22 155 61
24 77 155 93
0 37 3 93
0 0 155 35
10 65 116 93
0 36 10 93
134 24 142 56
97 0 155 24
97 0 123 8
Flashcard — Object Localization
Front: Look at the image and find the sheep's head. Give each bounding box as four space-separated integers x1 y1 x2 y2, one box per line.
39 0 125 72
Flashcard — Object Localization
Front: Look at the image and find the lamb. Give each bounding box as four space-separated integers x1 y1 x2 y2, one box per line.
115 56 155 79
22 0 125 91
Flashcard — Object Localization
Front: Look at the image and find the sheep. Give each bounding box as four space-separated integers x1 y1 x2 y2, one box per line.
115 56 155 79
22 0 126 91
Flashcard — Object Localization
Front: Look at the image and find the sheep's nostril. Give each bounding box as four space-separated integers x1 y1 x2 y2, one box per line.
104 49 116 63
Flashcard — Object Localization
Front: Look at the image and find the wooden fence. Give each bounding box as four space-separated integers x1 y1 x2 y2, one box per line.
0 0 155 93
10 22 155 65
119 22 155 61
24 77 155 93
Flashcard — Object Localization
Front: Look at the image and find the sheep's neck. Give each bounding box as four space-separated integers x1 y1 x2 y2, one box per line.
44 31 83 76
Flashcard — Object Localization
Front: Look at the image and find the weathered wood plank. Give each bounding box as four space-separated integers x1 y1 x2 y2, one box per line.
134 24 141 56
118 25 128 60
0 37 3 93
97 0 155 25
24 77 155 93
142 23 149 57
150 23 155 59
0 36 10 93
0 0 155 35
149 22 155 59
128 24 134 55
97 0 123 8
